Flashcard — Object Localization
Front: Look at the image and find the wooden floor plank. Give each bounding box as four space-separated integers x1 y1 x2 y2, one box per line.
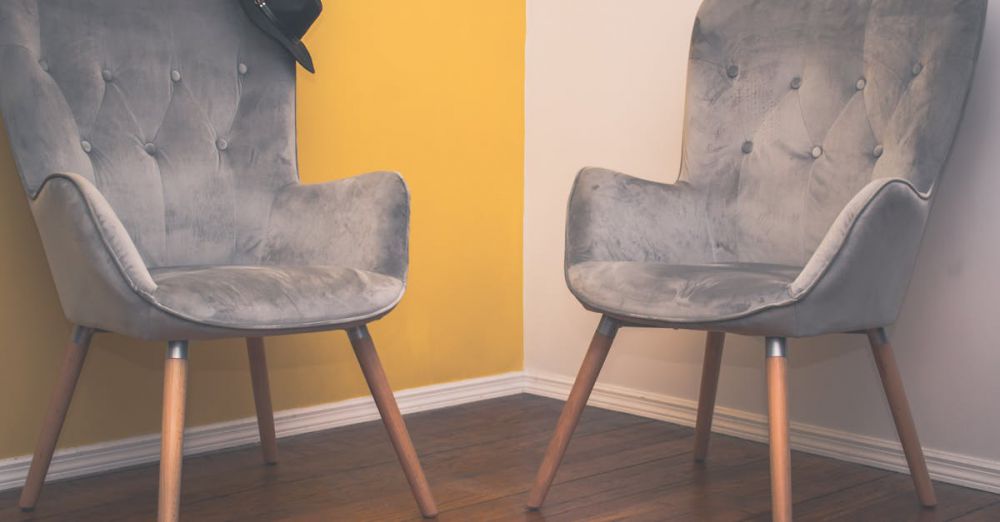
0 394 996 521
172 412 668 520
777 473 1000 522
435 437 768 522
950 500 1000 521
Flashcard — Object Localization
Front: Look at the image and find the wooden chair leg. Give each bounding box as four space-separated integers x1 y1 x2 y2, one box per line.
348 326 438 518
867 328 937 507
766 337 792 522
246 337 278 465
694 331 725 462
19 326 95 511
527 316 620 510
159 341 188 522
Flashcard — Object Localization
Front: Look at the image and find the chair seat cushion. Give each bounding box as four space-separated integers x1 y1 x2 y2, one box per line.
567 261 803 324
148 265 405 330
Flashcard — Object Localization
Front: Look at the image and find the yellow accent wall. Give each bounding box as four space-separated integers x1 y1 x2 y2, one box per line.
0 0 524 459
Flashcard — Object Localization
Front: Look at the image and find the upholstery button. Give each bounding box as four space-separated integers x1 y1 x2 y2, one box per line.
80 140 92 153
790 77 802 90
144 143 157 155
811 146 823 159
741 140 754 154
38 59 49 72
912 62 923 76
856 77 867 90
727 65 740 79
216 138 229 151
101 69 113 82
873 144 884 158
171 70 182 82
238 63 248 75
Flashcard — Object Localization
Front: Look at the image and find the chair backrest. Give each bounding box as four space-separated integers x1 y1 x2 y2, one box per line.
682 0 986 266
0 0 299 267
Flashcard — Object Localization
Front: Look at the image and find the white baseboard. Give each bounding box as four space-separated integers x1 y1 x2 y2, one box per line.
523 370 1000 495
3 369 998 497
0 372 524 492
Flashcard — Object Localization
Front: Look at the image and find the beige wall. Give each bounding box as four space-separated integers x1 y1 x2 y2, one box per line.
524 0 1000 466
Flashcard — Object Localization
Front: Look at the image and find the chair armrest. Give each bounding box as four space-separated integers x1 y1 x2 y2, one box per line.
565 167 713 267
789 177 930 326
31 173 156 298
30 173 161 335
260 171 410 280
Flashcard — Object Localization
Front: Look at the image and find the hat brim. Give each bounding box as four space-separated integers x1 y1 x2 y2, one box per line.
239 0 315 73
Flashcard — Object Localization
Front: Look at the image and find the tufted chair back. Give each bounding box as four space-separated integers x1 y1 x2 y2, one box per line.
682 0 986 266
0 0 299 268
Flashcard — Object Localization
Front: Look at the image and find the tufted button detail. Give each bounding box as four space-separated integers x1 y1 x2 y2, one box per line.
144 142 157 155
873 144 884 158
790 77 802 90
911 62 923 76
238 63 248 75
726 65 740 79
856 77 867 90
80 140 92 153
216 138 229 151
171 69 182 82
741 140 754 154
101 69 113 82
38 59 49 72
811 146 824 159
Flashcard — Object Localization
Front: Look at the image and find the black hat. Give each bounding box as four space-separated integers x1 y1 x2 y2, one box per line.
239 0 322 73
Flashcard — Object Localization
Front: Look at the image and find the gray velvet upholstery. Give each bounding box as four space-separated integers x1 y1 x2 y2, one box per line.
0 0 409 340
566 0 986 337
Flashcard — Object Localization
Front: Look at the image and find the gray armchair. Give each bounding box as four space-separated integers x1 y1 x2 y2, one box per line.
0 0 436 519
528 1 987 520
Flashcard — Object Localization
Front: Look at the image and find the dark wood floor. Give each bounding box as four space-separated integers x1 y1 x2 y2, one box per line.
2 394 998 521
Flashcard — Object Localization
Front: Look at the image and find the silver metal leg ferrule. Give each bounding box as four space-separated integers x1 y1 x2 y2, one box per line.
166 340 189 360
867 327 889 346
597 316 621 339
765 337 788 358
71 325 96 346
347 325 371 343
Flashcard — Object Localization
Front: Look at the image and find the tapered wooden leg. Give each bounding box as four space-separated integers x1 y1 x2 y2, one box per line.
246 337 278 465
348 326 438 518
19 326 95 511
766 337 792 522
694 331 726 462
527 316 620 510
159 341 188 522
867 328 937 507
